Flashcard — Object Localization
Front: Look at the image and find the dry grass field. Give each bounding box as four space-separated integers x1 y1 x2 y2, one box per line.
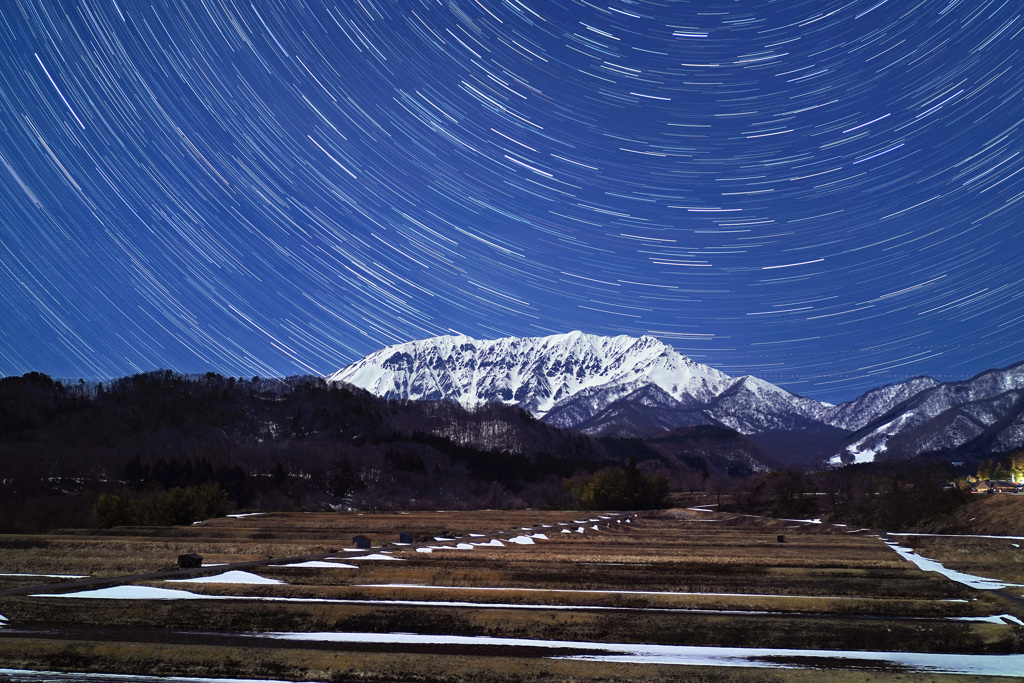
0 507 1022 681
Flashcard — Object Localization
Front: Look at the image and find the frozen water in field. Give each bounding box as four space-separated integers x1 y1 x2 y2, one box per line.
255 632 1024 676
884 541 1023 590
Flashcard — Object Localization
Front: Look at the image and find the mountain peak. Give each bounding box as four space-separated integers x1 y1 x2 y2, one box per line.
329 331 769 424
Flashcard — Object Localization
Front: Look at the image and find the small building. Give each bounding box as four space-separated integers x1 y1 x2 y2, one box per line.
399 531 414 544
352 535 372 549
177 553 203 569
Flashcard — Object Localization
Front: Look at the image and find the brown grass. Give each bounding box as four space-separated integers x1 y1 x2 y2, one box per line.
0 509 1022 680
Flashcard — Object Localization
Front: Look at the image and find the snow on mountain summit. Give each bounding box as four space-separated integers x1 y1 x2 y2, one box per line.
327 331 736 419
330 333 1024 464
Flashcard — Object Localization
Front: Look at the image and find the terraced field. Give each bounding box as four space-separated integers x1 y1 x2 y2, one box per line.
0 508 1022 681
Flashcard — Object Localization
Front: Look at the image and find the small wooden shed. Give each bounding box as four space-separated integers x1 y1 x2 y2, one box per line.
352 535 372 549
177 553 203 569
399 531 414 544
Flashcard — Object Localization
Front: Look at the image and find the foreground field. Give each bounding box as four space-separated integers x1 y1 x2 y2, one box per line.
0 508 1022 681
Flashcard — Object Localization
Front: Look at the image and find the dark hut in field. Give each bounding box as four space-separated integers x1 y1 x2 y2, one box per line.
352 535 371 549
399 531 414 544
177 553 203 569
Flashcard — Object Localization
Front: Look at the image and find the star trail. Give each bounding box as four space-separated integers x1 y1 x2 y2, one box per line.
2 0 1023 403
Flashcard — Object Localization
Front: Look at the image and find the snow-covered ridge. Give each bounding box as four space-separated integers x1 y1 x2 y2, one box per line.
329 331 736 417
327 331 821 428
329 332 1024 464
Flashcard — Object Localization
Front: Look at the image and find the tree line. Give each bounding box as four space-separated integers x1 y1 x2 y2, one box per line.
0 371 670 530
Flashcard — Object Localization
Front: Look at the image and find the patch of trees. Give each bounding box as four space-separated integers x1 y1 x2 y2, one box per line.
728 458 973 530
93 483 229 527
976 451 1024 481
568 459 669 510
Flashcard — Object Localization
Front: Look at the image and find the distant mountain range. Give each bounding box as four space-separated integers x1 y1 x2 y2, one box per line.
328 332 1024 466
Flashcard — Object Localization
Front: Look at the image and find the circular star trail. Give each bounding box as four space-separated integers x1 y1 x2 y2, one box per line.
2 0 1023 403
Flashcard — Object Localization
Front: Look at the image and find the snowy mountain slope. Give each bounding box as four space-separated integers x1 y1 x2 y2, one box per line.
550 384 717 437
328 331 735 419
828 362 1024 465
826 376 941 432
330 332 1024 465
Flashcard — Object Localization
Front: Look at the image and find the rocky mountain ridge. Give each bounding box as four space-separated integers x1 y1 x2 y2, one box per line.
329 332 1024 465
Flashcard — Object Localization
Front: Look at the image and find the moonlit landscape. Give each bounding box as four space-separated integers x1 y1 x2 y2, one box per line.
3 0 1024 403
4 4 1024 681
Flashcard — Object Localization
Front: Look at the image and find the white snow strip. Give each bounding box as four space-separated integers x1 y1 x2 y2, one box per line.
226 512 265 518
508 535 535 545
949 615 1024 626
471 539 505 547
167 571 283 585
345 553 406 561
889 533 1024 541
531 533 549 540
355 584 868 600
271 561 358 569
0 573 88 578
416 548 433 553
0 669 299 683
213 597 769 614
884 542 1023 590
34 585 221 600
255 632 1024 675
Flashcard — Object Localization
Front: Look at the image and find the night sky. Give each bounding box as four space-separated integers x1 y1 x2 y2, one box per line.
2 0 1023 404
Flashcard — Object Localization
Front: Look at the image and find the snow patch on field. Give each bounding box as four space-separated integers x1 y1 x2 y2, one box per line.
272 561 358 569
34 585 219 600
168 571 283 585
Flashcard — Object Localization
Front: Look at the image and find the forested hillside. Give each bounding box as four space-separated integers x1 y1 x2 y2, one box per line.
0 371 671 531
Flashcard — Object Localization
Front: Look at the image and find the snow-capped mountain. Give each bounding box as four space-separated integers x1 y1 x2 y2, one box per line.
328 332 1024 466
328 331 837 438
829 362 1024 465
328 331 735 419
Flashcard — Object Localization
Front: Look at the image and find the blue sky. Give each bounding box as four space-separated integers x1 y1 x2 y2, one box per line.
2 0 1023 403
